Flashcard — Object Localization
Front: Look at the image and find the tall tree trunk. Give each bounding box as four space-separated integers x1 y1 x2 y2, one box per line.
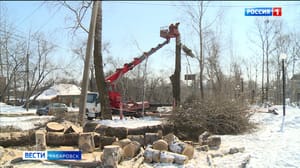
199 2 204 99
94 1 111 120
170 34 181 107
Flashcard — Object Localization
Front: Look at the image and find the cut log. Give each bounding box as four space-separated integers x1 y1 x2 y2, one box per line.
46 122 65 132
35 130 46 150
102 145 122 168
64 124 82 134
143 147 154 163
122 141 141 159
143 147 161 163
207 136 221 148
46 132 65 146
106 127 128 139
83 122 99 132
163 133 179 145
100 136 117 149
78 132 95 153
93 132 101 148
152 148 161 163
182 144 194 159
169 140 186 154
199 131 211 145
127 135 144 146
64 133 79 146
145 133 159 145
152 139 168 151
172 152 188 165
112 138 132 148
160 151 175 163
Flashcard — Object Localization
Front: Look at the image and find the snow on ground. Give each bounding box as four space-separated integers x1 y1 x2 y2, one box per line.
184 105 300 168
2 101 300 167
128 105 300 168
0 102 36 115
0 115 54 130
0 103 53 130
218 105 300 168
99 116 163 128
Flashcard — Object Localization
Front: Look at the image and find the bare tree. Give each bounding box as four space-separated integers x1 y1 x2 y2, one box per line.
94 1 111 120
252 18 281 104
183 1 223 99
24 32 57 107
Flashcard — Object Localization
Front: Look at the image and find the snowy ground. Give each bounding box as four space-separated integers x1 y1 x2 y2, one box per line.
218 105 300 168
0 103 53 130
98 116 163 128
1 102 300 167
0 102 36 115
150 105 300 168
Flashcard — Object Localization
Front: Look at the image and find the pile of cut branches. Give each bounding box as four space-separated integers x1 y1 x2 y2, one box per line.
168 97 254 141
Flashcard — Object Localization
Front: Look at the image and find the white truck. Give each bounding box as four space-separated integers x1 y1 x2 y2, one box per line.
86 92 101 120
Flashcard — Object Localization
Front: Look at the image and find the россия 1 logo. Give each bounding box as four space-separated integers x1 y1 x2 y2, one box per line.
245 7 282 16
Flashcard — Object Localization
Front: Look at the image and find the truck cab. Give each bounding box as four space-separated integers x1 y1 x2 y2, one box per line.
86 92 101 120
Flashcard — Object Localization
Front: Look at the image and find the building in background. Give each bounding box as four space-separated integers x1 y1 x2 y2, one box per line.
31 84 81 107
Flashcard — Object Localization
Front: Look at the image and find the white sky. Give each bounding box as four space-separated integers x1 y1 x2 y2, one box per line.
1 1 300 82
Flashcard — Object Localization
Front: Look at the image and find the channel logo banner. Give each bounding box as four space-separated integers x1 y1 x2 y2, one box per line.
23 151 47 160
23 151 82 160
47 151 82 160
245 7 282 16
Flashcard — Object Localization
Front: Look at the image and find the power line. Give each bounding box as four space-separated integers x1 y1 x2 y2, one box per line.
16 2 44 26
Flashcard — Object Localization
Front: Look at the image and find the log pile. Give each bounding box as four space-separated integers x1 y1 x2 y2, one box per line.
143 133 193 164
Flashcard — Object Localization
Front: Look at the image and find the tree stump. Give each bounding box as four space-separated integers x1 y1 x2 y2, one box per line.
46 122 65 132
78 132 95 153
35 130 46 150
102 145 122 168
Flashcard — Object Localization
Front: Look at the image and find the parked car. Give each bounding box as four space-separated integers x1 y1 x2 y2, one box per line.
36 103 68 116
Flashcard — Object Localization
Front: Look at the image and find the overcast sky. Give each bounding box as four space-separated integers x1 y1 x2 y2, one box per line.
1 1 300 81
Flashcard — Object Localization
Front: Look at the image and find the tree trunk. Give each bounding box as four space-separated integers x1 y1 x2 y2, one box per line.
94 1 112 120
170 34 181 107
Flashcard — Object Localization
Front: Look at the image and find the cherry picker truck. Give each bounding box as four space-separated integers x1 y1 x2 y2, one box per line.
86 23 180 119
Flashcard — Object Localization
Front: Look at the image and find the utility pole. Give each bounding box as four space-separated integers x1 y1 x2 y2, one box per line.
78 1 99 126
25 52 29 111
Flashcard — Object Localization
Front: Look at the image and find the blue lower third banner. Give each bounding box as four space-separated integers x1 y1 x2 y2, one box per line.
47 151 82 160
